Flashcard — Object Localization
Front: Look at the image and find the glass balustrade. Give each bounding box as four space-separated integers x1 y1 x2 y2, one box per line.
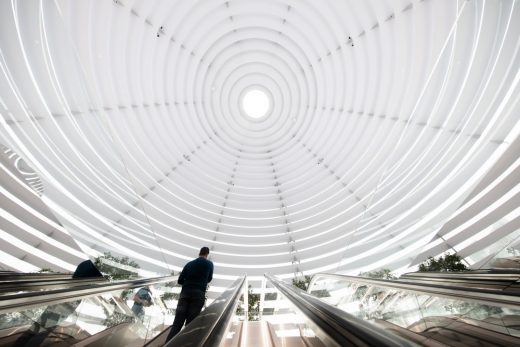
0 278 177 346
309 274 520 346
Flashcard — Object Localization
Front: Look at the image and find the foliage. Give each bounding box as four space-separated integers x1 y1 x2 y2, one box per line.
94 252 140 281
352 285 368 301
161 292 179 301
311 289 331 298
358 269 397 280
418 253 468 272
438 301 503 323
264 292 277 300
120 289 134 300
0 311 38 329
104 310 133 327
292 275 312 291
352 269 396 302
105 312 135 328
247 286 260 321
235 300 244 316
236 286 260 321
94 252 140 301
38 268 54 273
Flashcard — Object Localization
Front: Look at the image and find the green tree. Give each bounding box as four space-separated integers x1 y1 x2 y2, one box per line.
358 269 397 280
94 252 140 281
294 275 331 297
247 287 260 321
103 309 134 327
236 286 260 321
292 275 312 290
94 252 140 300
354 269 396 302
418 253 468 272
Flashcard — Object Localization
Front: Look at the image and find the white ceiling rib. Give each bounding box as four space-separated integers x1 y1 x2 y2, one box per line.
0 0 518 290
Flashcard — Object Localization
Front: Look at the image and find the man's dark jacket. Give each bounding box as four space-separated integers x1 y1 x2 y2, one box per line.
178 256 213 297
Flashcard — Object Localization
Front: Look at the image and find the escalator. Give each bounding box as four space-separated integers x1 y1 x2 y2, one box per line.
308 271 520 347
0 272 178 346
3 270 519 346
157 274 415 347
1 270 416 347
162 271 520 346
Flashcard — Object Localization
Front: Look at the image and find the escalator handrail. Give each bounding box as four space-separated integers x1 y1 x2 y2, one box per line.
0 273 78 281
401 269 520 280
0 277 108 294
163 276 246 347
310 273 520 308
0 275 177 313
400 270 520 287
265 273 417 347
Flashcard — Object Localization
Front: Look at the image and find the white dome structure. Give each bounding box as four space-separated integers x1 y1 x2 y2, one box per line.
0 0 519 292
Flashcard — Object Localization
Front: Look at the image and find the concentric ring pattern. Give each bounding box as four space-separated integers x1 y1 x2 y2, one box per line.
0 0 519 292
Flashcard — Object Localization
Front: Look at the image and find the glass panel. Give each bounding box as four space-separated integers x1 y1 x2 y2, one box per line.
312 275 520 346
258 286 329 347
220 282 330 347
0 282 175 346
468 227 520 269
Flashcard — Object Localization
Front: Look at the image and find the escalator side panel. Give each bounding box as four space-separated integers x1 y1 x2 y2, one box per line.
310 273 520 347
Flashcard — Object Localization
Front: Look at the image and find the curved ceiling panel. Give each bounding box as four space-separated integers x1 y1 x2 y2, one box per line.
0 0 519 291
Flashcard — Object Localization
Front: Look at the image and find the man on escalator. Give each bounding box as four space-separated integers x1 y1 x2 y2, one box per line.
165 246 213 342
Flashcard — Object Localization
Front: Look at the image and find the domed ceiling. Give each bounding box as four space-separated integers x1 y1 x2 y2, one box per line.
0 0 519 291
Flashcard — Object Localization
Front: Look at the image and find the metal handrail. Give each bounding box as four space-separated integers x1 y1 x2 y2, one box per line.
163 276 246 347
399 270 520 287
0 275 177 314
310 273 520 309
265 273 417 347
0 273 76 281
401 269 520 280
0 277 107 294
399 271 520 294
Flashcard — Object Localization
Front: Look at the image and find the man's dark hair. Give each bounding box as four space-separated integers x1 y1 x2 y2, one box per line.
199 247 210 256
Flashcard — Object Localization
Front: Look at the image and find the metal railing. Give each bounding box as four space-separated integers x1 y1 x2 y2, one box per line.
162 276 246 347
310 273 520 309
0 277 107 294
399 270 520 293
265 274 418 347
0 275 177 314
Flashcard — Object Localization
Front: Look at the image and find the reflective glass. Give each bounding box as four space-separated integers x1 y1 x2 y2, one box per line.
220 282 331 347
310 275 520 345
0 282 176 346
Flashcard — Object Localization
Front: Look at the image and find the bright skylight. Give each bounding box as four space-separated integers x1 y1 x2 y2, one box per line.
242 89 270 119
